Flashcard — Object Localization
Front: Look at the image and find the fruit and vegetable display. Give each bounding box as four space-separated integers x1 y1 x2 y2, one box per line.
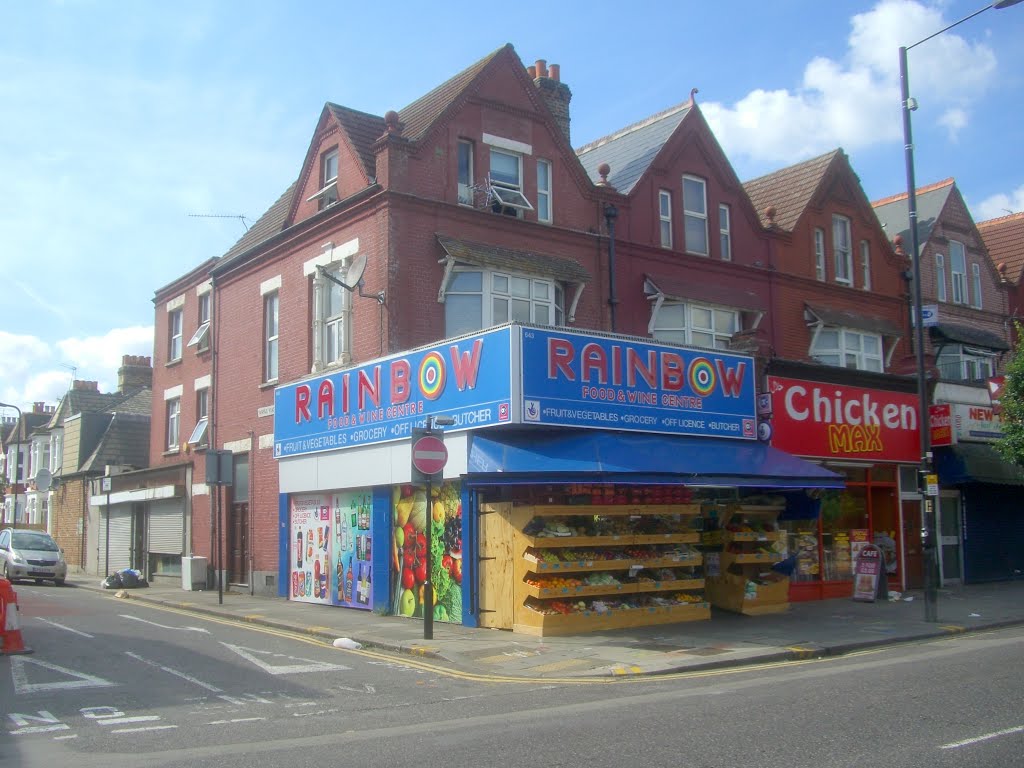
522 514 699 538
524 543 701 566
562 483 694 506
391 480 463 623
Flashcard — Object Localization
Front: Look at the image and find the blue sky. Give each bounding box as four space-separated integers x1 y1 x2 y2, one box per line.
1 0 1022 412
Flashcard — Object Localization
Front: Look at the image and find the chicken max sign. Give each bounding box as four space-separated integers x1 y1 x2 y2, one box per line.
767 376 919 463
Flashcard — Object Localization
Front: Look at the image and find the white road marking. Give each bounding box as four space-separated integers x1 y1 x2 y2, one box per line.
220 642 351 676
208 717 267 725
291 708 339 718
53 734 79 740
33 617 95 638
335 684 376 695
10 657 116 694
96 715 161 726
125 651 223 692
217 693 273 705
120 614 209 633
110 725 178 734
940 725 1024 749
8 711 71 735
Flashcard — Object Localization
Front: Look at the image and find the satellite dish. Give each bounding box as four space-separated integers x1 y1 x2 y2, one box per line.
344 254 367 290
35 468 52 492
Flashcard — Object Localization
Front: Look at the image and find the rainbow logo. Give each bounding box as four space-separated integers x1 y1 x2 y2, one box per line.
688 357 716 397
419 352 446 400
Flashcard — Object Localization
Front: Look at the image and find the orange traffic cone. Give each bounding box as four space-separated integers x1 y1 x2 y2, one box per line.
0 577 33 655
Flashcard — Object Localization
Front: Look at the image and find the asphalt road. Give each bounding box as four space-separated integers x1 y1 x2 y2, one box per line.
3 584 1023 768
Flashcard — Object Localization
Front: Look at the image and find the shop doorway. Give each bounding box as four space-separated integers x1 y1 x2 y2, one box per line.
901 499 924 590
228 502 248 585
227 454 250 586
937 493 963 585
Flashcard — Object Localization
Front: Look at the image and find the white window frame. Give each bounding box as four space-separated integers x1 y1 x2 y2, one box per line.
814 228 826 281
536 159 552 223
936 253 947 302
833 215 852 285
188 387 209 447
443 267 564 337
166 397 181 451
323 265 350 367
682 175 708 256
658 190 673 249
457 140 474 205
936 344 995 382
810 326 883 372
168 308 183 362
719 203 732 261
650 300 740 350
489 148 532 216
860 240 871 290
950 240 966 304
971 263 983 309
264 291 279 383
187 292 211 352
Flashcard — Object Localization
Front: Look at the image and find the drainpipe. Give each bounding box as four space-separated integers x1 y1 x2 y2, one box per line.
604 203 619 332
209 272 219 589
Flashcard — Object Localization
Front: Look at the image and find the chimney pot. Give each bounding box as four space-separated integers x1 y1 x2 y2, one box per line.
549 63 560 82
527 65 536 79
535 59 547 78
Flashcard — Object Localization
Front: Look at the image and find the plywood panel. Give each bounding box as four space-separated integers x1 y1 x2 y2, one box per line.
478 503 514 629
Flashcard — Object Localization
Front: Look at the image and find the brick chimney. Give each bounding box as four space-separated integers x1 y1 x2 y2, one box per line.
72 380 99 392
118 355 153 392
530 59 572 142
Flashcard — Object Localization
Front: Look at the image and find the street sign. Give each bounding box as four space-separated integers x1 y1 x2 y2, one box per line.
411 434 447 478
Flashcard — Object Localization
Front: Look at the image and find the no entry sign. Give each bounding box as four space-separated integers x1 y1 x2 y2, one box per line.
411 434 448 477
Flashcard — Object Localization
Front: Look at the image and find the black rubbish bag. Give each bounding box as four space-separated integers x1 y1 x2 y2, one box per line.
101 572 124 589
116 569 149 588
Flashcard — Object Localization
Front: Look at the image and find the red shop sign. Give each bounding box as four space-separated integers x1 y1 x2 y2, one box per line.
767 376 919 463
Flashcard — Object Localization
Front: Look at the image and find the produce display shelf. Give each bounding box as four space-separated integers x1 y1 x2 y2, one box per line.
527 555 702 573
524 582 631 598
521 504 702 518
723 531 785 542
635 578 705 593
524 533 699 548
514 602 711 636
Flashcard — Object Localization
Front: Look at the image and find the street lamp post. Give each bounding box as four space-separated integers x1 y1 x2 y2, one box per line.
899 0 1022 622
0 402 23 529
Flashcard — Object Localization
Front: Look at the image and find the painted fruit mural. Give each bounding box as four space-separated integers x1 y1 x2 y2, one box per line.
390 480 462 623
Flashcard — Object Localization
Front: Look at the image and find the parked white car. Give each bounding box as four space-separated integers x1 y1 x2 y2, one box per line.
0 528 67 586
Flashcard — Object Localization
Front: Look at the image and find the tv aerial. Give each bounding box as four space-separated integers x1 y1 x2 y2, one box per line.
187 213 251 232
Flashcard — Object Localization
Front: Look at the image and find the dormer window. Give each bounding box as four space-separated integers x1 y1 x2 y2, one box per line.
488 148 533 217
307 148 339 210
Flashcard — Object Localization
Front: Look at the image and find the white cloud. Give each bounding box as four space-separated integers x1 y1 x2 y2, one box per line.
701 0 1000 167
0 326 153 410
974 184 1024 221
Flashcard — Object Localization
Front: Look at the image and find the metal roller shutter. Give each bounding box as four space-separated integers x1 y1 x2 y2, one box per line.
148 500 184 555
962 485 1024 583
99 506 132 574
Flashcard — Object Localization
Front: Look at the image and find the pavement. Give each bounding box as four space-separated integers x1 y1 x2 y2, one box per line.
57 574 1024 679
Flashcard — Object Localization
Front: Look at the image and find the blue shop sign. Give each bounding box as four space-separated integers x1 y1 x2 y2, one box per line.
519 327 756 439
274 327 513 458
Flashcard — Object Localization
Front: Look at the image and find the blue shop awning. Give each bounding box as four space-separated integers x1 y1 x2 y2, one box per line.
467 430 844 489
934 443 1024 486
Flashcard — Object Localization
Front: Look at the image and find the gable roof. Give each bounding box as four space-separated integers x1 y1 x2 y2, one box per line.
216 46 517 270
743 150 842 232
978 211 1024 286
871 178 955 256
326 104 386 180
80 413 151 473
576 102 693 194
397 45 509 143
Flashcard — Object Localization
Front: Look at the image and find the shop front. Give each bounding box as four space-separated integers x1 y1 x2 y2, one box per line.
767 372 920 600
274 324 842 633
930 391 1024 584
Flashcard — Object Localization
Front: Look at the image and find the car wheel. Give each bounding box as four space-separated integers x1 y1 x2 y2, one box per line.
53 579 65 587
2 562 14 583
